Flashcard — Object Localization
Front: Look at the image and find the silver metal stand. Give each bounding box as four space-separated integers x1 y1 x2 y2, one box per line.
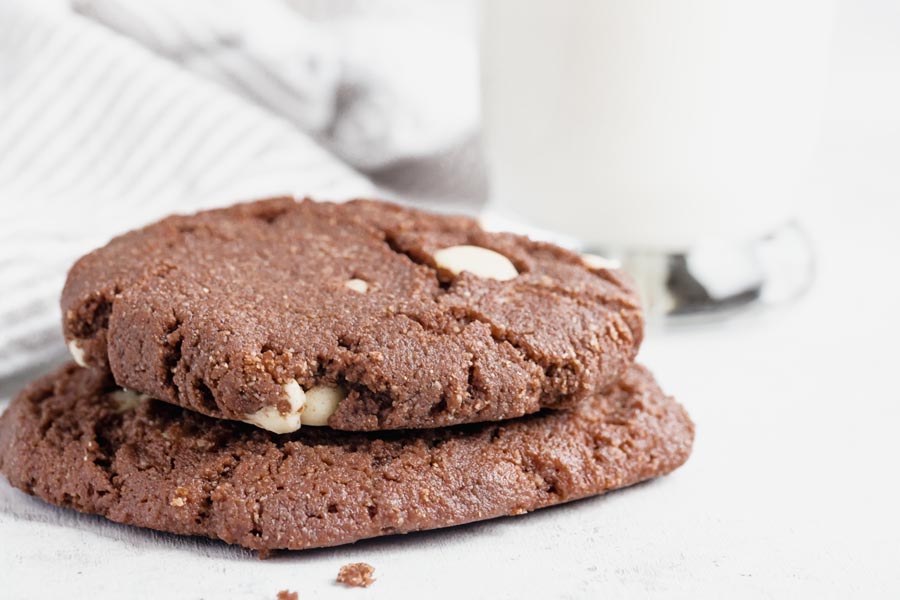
588 221 816 321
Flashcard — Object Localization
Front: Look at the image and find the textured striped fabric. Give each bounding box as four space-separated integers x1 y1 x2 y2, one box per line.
0 1 375 380
74 0 479 171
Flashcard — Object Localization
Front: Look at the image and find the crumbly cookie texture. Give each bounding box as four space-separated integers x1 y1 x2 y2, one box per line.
0 363 693 555
61 197 643 431
337 563 376 588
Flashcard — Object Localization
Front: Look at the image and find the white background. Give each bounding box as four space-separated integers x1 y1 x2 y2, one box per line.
2 0 900 598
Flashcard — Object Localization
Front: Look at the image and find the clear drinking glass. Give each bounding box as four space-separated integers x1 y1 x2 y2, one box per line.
480 0 835 318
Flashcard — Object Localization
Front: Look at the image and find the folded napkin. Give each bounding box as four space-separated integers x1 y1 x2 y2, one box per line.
73 0 480 171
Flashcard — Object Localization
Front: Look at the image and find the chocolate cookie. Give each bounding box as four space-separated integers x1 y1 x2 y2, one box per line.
0 363 692 554
61 198 643 432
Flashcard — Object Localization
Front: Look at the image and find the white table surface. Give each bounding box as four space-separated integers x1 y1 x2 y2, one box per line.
3 3 900 597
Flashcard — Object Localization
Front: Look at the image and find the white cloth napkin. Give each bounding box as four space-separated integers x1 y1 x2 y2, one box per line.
0 0 478 381
73 0 480 171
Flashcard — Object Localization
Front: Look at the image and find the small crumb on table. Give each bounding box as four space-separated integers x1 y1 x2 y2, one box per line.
336 562 376 588
276 590 298 600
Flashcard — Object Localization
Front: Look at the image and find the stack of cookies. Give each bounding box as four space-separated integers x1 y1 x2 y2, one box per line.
0 198 693 555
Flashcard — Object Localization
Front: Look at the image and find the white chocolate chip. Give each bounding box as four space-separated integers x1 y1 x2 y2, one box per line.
581 253 621 270
68 339 88 367
109 389 148 413
242 380 347 433
302 385 347 426
433 245 518 281
283 379 305 409
242 379 306 434
345 278 369 293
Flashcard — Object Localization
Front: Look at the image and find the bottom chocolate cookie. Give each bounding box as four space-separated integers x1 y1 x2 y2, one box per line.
0 363 693 554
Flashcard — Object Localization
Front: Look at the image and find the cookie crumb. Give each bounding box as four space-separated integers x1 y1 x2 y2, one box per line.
276 590 298 600
336 563 375 588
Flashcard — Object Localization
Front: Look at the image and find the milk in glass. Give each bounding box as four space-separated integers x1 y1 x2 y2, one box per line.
481 0 836 251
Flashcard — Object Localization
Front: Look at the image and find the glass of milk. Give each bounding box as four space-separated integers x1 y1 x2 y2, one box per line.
480 0 834 317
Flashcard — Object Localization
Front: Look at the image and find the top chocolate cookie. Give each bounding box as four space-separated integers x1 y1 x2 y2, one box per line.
62 198 643 432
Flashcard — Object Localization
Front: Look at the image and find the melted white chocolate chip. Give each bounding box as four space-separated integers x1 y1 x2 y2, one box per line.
243 379 306 434
109 389 148 413
242 379 345 433
302 385 348 426
433 245 518 281
68 339 88 367
345 278 369 293
581 253 620 270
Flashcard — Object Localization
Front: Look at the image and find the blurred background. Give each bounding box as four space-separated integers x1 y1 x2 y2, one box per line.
0 0 899 381
1 1 899 596
1 0 899 384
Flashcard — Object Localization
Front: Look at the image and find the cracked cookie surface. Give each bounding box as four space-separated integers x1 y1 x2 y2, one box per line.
62 197 643 431
0 363 692 554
